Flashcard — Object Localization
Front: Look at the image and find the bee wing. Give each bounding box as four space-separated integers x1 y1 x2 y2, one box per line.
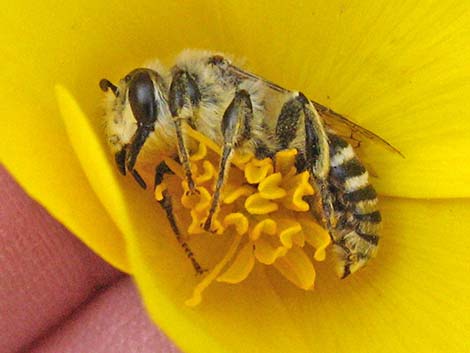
311 101 404 158
225 62 403 158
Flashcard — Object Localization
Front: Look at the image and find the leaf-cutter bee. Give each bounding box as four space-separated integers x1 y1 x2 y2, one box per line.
100 50 401 278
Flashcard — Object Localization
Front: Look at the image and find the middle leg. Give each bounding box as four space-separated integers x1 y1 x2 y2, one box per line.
203 90 253 232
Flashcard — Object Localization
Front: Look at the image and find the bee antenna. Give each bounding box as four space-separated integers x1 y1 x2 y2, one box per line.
99 78 119 96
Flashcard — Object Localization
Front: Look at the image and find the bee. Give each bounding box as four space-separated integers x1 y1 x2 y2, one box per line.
99 50 401 278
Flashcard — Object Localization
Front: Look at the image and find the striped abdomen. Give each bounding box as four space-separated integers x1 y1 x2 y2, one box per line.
327 134 381 278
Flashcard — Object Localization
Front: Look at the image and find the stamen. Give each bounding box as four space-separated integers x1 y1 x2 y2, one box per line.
185 233 243 307
217 242 255 284
156 124 331 306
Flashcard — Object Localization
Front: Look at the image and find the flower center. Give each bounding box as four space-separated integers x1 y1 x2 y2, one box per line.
154 125 331 306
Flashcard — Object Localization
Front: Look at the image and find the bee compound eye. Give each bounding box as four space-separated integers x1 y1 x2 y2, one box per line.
128 71 158 126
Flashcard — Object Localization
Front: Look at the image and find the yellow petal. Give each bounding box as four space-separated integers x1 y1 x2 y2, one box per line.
217 242 255 284
213 1 470 198
265 197 470 352
3 2 470 353
0 0 228 292
54 86 129 271
369 139 470 198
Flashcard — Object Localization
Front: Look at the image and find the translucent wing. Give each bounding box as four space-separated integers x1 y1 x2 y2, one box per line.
225 61 403 157
311 101 404 157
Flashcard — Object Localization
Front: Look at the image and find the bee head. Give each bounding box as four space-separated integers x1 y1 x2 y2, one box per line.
100 68 168 188
333 236 379 279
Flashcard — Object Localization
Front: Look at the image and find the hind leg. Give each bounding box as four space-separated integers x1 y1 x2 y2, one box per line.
274 92 333 227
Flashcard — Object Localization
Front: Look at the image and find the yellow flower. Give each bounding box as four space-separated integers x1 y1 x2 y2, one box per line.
156 127 330 305
1 1 470 353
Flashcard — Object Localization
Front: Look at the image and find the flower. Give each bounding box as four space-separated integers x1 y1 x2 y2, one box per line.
1 1 470 353
155 126 331 306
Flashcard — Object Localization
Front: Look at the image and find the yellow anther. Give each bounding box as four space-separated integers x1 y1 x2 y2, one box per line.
188 209 206 235
195 160 216 184
154 182 167 201
231 150 254 169
282 171 314 211
155 124 330 305
181 184 211 212
274 149 298 175
258 172 287 200
249 219 277 241
299 219 331 261
223 213 249 235
223 185 255 204
184 122 221 155
190 142 207 161
244 159 274 184
245 193 279 214
254 238 288 265
201 217 224 235
278 220 304 248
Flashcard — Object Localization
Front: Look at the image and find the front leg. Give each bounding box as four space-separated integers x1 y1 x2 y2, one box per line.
168 69 202 193
154 160 205 274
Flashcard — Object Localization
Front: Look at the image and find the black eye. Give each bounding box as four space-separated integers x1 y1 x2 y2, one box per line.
128 71 157 126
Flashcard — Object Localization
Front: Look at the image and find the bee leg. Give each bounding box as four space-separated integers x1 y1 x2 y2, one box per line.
169 69 202 194
298 92 335 229
275 92 329 177
275 92 333 226
155 160 206 275
297 92 330 179
203 90 253 232
113 144 148 189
